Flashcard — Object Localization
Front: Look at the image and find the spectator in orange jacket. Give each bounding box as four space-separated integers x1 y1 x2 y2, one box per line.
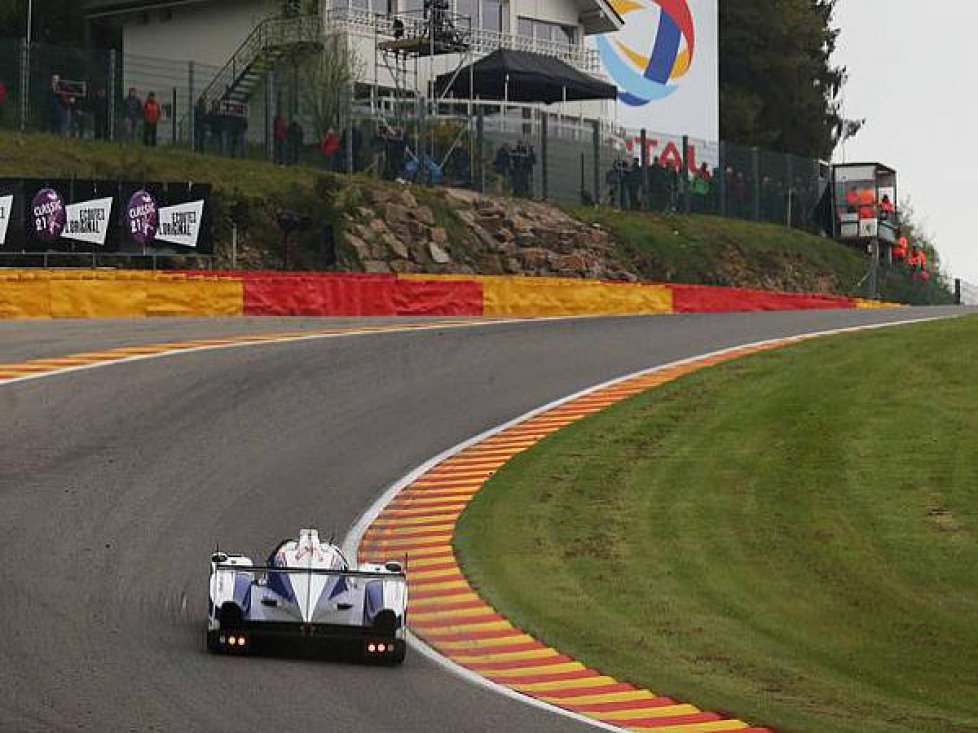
143 92 161 147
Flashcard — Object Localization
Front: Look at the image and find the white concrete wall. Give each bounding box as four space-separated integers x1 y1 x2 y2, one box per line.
121 0 277 67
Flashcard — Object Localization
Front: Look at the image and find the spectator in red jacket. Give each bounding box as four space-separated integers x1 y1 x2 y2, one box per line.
143 92 161 147
320 127 340 169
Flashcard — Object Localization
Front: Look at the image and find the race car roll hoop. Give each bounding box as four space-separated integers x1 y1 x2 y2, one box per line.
207 529 408 663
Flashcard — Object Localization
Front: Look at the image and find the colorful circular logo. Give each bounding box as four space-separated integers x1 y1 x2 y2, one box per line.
127 189 158 244
597 0 696 107
31 188 66 243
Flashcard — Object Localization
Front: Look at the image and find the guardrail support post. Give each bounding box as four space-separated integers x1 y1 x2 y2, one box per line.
108 50 117 141
20 38 29 132
718 140 727 216
751 146 760 220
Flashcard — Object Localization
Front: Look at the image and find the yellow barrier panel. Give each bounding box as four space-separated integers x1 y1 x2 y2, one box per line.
483 277 673 317
0 280 51 318
145 279 244 317
48 281 148 318
854 298 903 309
0 272 244 318
398 274 672 317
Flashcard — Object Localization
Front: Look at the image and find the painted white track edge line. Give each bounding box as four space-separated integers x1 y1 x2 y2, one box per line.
342 313 957 733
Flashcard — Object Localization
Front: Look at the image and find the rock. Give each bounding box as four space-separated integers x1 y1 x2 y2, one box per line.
444 187 481 206
429 242 452 264
383 233 410 260
343 233 371 261
399 189 418 209
431 227 448 245
494 228 515 243
367 188 393 205
369 218 388 234
362 260 391 273
388 259 420 273
414 205 436 226
517 247 551 270
383 201 412 222
356 207 374 219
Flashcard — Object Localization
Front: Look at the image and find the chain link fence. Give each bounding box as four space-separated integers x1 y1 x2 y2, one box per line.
3 36 831 232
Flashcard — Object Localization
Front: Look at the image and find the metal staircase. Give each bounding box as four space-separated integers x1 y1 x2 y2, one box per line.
198 14 324 112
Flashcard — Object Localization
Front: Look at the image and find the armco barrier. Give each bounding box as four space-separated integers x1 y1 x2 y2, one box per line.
0 269 899 319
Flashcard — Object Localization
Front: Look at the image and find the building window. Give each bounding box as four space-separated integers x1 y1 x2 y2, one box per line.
402 0 424 14
480 0 503 32
517 17 576 46
456 0 476 27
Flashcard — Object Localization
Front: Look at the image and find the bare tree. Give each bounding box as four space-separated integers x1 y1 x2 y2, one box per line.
295 29 362 137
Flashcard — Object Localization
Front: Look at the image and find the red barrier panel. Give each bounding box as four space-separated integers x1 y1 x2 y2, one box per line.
244 276 398 316
393 279 483 316
669 284 854 313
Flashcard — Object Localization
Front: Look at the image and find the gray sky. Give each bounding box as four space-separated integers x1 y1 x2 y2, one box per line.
833 1 978 284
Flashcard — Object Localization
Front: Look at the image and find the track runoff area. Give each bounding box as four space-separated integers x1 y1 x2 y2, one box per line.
349 313 976 733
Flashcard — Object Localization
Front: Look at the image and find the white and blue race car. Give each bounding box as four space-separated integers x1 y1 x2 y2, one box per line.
207 528 408 663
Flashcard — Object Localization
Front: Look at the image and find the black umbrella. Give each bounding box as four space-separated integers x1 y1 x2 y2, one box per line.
435 48 618 104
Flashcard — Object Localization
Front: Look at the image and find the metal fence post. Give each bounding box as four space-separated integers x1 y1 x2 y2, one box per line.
19 38 29 132
592 119 600 206
541 111 548 202
476 105 485 193
718 140 727 216
955 278 962 305
751 146 760 220
266 71 275 161
188 61 195 149
682 134 690 214
108 50 117 141
640 128 649 209
171 86 177 145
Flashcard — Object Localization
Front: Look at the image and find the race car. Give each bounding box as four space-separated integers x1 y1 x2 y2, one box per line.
207 528 408 663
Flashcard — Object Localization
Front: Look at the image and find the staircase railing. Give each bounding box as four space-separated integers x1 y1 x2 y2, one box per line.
198 14 323 111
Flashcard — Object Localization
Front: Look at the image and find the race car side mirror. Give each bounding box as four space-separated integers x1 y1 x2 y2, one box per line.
385 561 403 573
211 552 228 564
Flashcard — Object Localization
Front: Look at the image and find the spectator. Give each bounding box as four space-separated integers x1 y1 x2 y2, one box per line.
193 96 209 153
123 87 142 141
49 75 67 135
649 156 668 211
287 118 304 165
93 86 108 140
320 127 340 169
492 142 511 194
626 157 643 210
142 91 160 146
691 162 712 213
273 113 288 164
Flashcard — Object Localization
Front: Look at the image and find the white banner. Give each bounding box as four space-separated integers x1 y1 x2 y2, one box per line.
590 0 719 142
155 200 204 248
63 197 114 246
0 195 12 246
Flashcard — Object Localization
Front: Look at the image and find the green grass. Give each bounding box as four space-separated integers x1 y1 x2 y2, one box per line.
564 203 869 295
455 316 978 733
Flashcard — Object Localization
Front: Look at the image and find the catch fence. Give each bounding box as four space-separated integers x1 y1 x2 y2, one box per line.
1 36 829 230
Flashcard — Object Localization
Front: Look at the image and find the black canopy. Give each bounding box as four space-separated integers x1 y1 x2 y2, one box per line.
435 48 618 105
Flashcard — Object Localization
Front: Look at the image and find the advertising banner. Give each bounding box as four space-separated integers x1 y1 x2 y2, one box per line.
0 179 212 254
591 0 719 142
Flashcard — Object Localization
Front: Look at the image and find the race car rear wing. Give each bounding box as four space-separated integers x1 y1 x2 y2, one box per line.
209 561 407 582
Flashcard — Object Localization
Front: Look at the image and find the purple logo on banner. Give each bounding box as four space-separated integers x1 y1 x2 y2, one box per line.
127 189 158 244
32 188 66 243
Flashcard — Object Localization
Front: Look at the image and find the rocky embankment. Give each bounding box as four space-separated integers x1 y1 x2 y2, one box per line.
340 185 639 281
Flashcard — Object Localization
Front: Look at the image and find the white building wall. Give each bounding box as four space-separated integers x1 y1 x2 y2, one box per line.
121 0 276 67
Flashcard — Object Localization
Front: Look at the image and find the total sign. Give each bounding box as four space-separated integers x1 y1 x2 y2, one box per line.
592 0 719 142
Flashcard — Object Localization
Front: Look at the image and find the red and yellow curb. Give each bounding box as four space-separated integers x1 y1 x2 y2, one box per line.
0 320 493 385
358 341 803 732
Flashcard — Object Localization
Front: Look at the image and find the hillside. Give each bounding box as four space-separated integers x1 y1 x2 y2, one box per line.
0 131 951 303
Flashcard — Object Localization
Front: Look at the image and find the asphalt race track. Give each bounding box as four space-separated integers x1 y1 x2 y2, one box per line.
0 307 969 732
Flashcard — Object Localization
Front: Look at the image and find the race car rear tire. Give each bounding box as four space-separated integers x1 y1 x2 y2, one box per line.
206 630 222 653
389 639 406 665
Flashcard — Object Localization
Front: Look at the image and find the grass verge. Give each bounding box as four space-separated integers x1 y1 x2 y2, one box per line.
455 316 978 733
